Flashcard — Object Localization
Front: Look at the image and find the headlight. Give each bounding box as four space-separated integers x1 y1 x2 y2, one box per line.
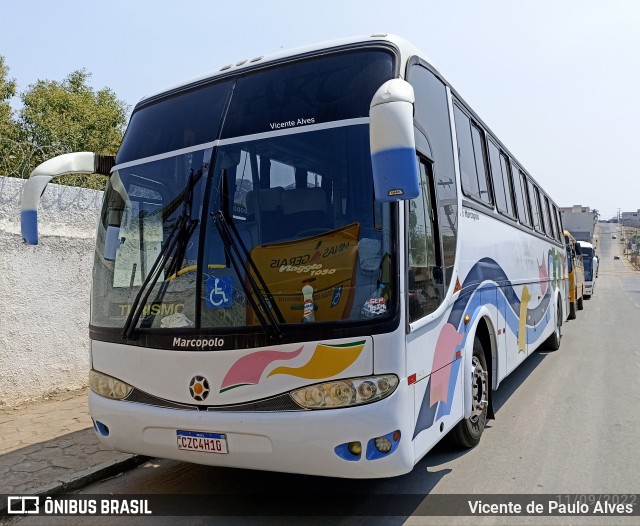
290 375 398 409
89 370 133 400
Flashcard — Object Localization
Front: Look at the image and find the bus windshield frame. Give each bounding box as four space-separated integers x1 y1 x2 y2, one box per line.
90 46 405 348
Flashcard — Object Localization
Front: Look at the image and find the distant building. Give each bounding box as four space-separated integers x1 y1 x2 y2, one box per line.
621 210 640 228
560 205 597 242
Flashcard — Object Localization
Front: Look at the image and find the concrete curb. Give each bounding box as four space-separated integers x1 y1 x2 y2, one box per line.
0 456 149 517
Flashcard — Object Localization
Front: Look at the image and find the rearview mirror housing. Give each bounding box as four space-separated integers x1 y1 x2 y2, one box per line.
369 79 419 202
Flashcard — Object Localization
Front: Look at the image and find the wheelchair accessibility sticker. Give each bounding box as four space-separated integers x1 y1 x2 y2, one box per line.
206 276 233 308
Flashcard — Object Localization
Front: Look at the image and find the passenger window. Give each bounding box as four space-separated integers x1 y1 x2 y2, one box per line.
408 159 443 322
470 125 492 205
543 196 554 239
513 167 532 227
487 139 515 218
532 186 545 234
453 104 492 206
552 205 562 241
526 177 542 232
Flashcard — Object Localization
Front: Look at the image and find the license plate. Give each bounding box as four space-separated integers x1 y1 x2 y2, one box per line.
176 430 228 454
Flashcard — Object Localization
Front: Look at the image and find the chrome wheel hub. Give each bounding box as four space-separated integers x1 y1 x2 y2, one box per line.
470 356 488 421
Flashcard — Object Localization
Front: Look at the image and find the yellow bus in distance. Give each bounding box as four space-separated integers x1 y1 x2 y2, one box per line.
564 230 584 319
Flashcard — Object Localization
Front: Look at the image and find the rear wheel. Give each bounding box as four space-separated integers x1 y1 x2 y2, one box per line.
545 301 562 351
449 337 488 448
568 301 576 320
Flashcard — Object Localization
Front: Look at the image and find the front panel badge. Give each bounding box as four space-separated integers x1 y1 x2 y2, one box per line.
189 376 210 401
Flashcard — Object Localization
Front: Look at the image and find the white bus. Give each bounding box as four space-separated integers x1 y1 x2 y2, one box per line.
21 34 568 478
577 241 597 296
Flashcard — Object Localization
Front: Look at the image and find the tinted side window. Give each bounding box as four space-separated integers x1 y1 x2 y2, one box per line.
408 160 443 322
453 105 492 206
527 179 542 232
552 205 562 241
556 208 564 234
487 139 515 217
408 64 458 289
543 196 554 239
470 125 492 206
513 166 531 227
453 105 480 199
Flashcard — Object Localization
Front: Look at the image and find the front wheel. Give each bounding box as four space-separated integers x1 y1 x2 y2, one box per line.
449 337 488 448
568 301 576 320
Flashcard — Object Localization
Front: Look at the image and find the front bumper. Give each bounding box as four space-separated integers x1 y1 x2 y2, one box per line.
88 386 414 479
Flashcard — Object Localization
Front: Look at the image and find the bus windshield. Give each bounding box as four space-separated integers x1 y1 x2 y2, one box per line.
91 48 399 333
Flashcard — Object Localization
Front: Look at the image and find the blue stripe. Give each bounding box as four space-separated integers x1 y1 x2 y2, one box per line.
371 148 419 201
20 209 39 245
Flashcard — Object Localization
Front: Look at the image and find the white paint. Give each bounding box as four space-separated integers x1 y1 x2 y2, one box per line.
0 175 102 406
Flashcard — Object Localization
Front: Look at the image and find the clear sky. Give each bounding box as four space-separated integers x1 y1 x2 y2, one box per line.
2 0 639 219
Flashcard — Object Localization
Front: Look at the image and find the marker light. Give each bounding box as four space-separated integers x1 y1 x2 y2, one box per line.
375 437 392 453
89 370 133 400
348 442 362 456
366 430 402 460
290 375 398 409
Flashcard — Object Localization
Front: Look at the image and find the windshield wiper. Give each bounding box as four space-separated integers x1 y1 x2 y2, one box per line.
211 210 285 341
121 170 200 340
211 169 285 340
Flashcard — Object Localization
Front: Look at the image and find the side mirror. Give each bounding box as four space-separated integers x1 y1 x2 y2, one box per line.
369 79 419 202
20 152 114 244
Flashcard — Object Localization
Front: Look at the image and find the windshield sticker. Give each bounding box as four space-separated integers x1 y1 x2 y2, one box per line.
361 296 387 317
330 285 343 308
161 312 193 328
206 276 233 308
248 223 360 324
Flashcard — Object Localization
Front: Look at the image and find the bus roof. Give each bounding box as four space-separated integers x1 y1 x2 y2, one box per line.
132 33 560 210
136 34 435 106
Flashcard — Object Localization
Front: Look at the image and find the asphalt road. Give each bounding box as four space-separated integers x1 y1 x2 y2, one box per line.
12 223 639 526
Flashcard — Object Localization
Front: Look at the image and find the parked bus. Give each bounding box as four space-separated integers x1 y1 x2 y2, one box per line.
577 240 597 296
21 34 568 478
564 230 585 319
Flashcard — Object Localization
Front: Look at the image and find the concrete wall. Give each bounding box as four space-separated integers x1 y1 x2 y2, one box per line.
0 175 102 407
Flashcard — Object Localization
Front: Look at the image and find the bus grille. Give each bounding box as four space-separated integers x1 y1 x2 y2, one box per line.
125 388 303 412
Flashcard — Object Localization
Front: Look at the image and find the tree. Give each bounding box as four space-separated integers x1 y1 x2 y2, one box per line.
18 69 129 188
0 56 21 176
0 56 17 137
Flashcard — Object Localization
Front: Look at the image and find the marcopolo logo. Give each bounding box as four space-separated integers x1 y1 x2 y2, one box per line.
173 337 225 349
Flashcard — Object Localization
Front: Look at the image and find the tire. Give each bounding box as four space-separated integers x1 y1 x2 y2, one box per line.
449 337 489 449
577 294 584 311
568 301 576 320
544 301 562 351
